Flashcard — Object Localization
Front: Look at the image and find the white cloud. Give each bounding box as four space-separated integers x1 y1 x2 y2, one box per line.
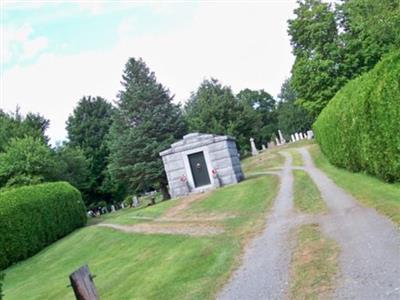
77 1 104 15
117 18 137 38
2 24 49 64
1 1 297 145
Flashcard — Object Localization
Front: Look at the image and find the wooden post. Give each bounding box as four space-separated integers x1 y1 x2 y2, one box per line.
69 265 99 300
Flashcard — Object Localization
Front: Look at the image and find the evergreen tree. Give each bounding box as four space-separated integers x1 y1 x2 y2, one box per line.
108 58 186 199
66 96 114 203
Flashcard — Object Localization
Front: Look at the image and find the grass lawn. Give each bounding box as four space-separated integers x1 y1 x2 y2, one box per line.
289 224 339 300
88 199 178 226
2 175 278 300
241 149 285 174
309 144 400 226
293 170 327 214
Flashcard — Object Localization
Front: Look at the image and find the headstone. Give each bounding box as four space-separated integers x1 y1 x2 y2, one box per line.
307 130 314 140
275 137 281 146
133 196 140 208
111 205 116 212
121 203 125 209
278 130 286 145
295 132 299 141
262 144 266 150
250 137 259 156
291 134 295 142
267 141 275 148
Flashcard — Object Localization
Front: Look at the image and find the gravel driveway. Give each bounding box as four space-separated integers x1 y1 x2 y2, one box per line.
218 147 400 300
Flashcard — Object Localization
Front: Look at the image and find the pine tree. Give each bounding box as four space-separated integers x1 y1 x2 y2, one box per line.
108 58 186 199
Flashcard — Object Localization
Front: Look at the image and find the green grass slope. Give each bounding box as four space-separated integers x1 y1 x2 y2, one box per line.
3 175 278 300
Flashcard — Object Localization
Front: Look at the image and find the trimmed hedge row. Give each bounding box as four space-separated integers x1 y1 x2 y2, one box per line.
0 182 87 270
313 50 400 182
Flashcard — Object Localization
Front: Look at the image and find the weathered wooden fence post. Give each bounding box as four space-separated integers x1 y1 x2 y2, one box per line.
69 265 99 300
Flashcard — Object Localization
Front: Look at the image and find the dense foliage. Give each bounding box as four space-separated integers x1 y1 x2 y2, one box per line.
313 51 400 182
0 137 55 188
184 79 279 152
52 145 91 195
0 109 49 152
108 58 186 199
0 272 3 300
236 89 277 147
66 96 115 203
288 0 343 117
276 78 313 139
0 182 86 270
288 0 400 117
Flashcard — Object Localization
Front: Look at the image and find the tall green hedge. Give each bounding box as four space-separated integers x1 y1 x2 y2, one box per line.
0 182 87 270
313 51 400 182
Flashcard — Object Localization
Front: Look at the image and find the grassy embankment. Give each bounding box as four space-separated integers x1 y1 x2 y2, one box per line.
2 151 281 300
241 148 284 174
309 144 400 226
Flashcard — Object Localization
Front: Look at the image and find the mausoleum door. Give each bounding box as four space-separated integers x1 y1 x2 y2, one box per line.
188 151 211 187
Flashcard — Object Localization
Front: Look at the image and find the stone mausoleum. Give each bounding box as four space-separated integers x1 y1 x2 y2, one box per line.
160 133 244 198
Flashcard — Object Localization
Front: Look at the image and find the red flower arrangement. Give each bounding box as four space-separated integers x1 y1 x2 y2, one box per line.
180 175 187 182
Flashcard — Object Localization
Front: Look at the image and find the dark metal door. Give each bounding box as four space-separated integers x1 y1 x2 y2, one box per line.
188 151 211 187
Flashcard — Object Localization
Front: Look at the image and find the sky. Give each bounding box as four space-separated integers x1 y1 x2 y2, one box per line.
1 0 298 145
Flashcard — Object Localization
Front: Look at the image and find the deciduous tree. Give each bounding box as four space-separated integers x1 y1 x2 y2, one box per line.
0 137 54 188
66 96 114 203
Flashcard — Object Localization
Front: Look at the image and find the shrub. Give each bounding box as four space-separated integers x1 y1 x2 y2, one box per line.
313 51 400 182
0 182 86 270
123 195 133 207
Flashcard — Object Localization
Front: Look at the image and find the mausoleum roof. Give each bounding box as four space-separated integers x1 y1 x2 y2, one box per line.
160 132 235 156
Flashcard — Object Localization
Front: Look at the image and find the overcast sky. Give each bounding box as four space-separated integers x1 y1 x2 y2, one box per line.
1 0 297 145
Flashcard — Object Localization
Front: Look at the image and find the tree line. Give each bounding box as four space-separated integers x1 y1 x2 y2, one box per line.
1 0 397 206
0 57 308 205
288 0 399 117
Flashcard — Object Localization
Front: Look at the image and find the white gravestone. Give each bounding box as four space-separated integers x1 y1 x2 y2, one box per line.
295 133 299 141
307 130 314 140
262 144 266 150
278 130 286 145
291 134 295 142
133 196 140 208
111 205 116 212
250 137 259 156
275 137 281 146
